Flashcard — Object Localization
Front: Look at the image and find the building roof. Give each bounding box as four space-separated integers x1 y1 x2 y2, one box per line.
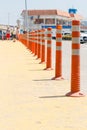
22 9 70 18
22 9 83 20
70 13 83 20
56 10 70 17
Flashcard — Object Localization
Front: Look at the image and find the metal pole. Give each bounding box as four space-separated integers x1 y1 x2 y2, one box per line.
25 0 29 48
25 0 28 31
8 13 10 27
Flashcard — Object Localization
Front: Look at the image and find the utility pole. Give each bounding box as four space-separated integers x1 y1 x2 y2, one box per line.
25 0 28 32
8 13 10 27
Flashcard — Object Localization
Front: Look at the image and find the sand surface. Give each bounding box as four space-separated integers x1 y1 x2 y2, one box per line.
0 40 87 130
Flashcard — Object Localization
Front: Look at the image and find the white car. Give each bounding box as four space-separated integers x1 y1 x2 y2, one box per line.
52 29 56 39
80 32 87 43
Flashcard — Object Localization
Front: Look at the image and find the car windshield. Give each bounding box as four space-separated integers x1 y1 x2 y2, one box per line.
80 31 87 34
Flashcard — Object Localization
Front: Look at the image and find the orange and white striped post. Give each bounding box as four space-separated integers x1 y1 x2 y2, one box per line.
37 30 41 59
66 20 84 97
32 31 36 55
44 27 52 70
29 32 32 52
52 24 63 80
40 29 46 63
31 31 35 54
26 32 29 50
34 30 38 56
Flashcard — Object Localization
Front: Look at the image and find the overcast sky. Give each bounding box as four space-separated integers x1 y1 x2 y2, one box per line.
0 0 87 25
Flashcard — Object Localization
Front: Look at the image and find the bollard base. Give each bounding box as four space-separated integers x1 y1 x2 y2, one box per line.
66 91 85 97
31 52 34 54
39 61 45 64
36 57 40 60
51 76 64 80
33 54 36 57
33 54 37 57
26 47 29 50
44 68 53 71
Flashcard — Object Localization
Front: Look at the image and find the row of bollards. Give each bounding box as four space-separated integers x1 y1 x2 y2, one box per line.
18 20 85 97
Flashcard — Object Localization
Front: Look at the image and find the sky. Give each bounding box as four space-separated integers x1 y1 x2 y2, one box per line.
0 0 87 26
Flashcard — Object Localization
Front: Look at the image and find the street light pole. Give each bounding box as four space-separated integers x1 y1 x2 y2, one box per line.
25 0 28 32
8 13 10 27
25 0 29 47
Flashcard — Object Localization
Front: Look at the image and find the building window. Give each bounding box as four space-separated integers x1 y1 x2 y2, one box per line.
45 18 55 24
34 19 44 24
56 19 62 24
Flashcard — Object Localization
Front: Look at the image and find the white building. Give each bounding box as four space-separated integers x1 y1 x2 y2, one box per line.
21 9 84 31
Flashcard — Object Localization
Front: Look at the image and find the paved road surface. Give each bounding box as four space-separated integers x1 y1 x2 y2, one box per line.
52 40 87 94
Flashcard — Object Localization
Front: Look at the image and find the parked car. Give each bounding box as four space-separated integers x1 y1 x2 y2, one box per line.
80 32 87 44
52 29 56 39
52 30 72 40
52 29 87 44
62 32 72 40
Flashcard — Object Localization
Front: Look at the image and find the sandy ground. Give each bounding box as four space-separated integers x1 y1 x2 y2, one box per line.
0 40 87 130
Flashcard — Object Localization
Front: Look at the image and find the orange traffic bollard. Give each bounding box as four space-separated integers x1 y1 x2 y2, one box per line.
37 30 41 59
32 31 36 55
52 24 63 80
66 20 84 97
29 32 32 52
34 30 38 56
26 32 30 49
44 27 52 70
31 31 35 54
40 29 46 63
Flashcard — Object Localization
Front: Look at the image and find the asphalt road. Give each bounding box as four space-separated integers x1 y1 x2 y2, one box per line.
51 39 87 94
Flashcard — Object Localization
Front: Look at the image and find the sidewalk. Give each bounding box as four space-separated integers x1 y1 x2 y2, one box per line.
0 40 87 130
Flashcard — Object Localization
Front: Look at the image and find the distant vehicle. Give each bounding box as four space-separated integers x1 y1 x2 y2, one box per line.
62 32 71 40
80 31 87 44
52 30 71 39
52 30 87 44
